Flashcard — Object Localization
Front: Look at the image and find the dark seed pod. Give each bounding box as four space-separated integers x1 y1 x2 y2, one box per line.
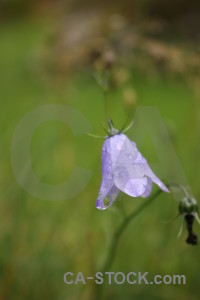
185 214 198 246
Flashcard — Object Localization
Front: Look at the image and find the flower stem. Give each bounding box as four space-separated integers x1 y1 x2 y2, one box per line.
101 189 163 273
95 189 163 300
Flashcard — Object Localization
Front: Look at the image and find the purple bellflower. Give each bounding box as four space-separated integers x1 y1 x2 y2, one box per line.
96 119 169 210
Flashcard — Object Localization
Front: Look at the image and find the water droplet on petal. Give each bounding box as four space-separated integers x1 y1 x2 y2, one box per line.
117 140 124 150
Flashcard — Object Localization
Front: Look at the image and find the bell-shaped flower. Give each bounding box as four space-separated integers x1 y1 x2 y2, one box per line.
96 120 169 210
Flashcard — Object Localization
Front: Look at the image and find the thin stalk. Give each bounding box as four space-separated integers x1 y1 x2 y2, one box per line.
95 189 163 300
101 189 163 273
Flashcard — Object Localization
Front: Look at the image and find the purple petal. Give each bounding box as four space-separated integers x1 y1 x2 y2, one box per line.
115 174 148 197
134 145 169 193
111 134 168 195
108 184 120 204
107 134 147 196
96 138 114 210
96 132 168 210
96 184 119 210
141 177 153 198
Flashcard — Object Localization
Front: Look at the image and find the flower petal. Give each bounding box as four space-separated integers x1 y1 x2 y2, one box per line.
108 134 147 196
134 147 169 193
132 142 169 192
96 138 114 210
96 184 120 210
116 177 147 197
112 134 168 195
114 165 148 196
108 184 120 204
96 132 168 210
141 177 153 198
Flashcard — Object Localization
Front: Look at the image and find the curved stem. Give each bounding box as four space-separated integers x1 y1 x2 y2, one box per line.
94 189 163 300
101 189 163 273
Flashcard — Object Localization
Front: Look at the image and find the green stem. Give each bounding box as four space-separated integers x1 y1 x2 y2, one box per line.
95 189 163 300
102 189 163 273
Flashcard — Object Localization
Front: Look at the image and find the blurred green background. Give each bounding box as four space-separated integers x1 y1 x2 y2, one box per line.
1 1 200 299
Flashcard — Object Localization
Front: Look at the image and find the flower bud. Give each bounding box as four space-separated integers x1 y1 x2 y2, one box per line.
178 196 199 245
179 197 198 215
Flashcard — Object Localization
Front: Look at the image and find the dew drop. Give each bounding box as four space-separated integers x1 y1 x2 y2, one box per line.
117 140 124 150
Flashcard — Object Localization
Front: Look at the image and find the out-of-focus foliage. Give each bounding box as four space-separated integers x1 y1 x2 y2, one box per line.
0 1 200 300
